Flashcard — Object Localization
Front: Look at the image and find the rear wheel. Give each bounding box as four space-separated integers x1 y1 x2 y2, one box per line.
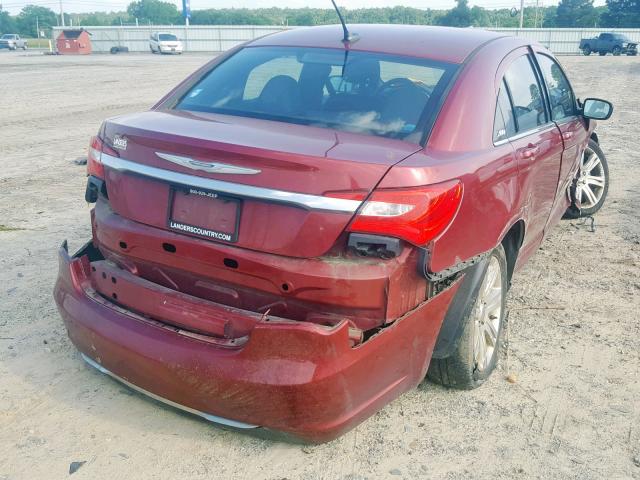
613 46 622 56
582 46 591 56
427 245 507 389
565 139 609 218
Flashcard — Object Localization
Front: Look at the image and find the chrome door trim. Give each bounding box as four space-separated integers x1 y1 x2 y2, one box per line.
494 123 557 147
101 153 362 213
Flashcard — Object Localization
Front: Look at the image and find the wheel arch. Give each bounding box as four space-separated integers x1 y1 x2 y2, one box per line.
431 219 524 359
501 219 525 285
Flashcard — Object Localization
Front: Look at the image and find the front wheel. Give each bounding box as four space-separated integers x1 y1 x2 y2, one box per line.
427 245 508 389
565 139 609 218
599 51 606 56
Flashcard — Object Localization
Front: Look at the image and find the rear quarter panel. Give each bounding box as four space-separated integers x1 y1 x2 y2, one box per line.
383 37 530 274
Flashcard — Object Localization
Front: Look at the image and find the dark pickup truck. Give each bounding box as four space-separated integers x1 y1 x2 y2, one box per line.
580 32 638 56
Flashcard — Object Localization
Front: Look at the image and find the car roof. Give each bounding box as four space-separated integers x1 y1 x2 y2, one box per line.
249 24 513 64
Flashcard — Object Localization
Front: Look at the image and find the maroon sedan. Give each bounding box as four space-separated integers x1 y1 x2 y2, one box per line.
54 25 612 442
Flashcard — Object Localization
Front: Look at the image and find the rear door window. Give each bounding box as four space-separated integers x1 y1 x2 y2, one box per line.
493 80 517 142
536 54 576 122
503 54 547 133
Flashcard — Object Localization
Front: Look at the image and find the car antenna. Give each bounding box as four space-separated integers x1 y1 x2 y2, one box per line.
330 0 358 44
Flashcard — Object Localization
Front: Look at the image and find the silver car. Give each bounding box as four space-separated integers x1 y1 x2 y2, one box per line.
0 34 27 50
149 32 183 54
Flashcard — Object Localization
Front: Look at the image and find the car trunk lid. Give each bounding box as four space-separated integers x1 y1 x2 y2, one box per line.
100 110 421 258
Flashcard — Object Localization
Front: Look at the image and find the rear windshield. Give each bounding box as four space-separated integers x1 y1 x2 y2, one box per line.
159 34 178 41
175 46 456 141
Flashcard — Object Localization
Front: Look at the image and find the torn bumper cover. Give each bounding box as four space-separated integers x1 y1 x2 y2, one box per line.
54 241 460 443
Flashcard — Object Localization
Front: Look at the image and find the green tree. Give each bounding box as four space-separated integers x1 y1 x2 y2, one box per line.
601 0 640 27
0 10 17 34
16 5 57 37
127 0 180 25
555 0 599 27
438 0 472 27
470 6 490 26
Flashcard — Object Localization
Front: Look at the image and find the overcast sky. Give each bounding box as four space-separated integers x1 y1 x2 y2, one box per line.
2 0 606 16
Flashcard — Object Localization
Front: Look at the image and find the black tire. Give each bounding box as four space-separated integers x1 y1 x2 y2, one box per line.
582 46 591 56
613 46 622 56
564 138 609 219
599 51 606 56
427 244 508 390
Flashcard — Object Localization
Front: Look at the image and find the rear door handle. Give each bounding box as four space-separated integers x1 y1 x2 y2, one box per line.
518 144 540 160
562 131 574 140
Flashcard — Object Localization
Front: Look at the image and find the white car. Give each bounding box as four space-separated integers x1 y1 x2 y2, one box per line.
0 34 27 50
149 32 183 54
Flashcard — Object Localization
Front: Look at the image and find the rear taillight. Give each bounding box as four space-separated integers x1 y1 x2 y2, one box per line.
329 180 463 246
87 136 104 179
87 136 118 179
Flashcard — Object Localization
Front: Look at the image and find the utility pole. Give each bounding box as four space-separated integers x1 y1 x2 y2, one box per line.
534 0 539 27
59 0 65 27
519 0 524 28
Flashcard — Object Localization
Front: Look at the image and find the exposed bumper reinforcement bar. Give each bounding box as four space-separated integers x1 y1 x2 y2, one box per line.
55 239 461 442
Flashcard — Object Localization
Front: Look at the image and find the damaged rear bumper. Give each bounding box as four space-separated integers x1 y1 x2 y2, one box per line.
54 241 460 443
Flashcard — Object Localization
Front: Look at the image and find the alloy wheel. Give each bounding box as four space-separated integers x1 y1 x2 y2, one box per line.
575 146 606 210
472 256 503 373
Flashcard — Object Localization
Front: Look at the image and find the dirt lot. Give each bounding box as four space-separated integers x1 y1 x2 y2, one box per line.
0 51 639 480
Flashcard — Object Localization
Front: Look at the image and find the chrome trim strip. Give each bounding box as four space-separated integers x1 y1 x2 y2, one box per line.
508 123 557 142
81 353 259 429
101 153 362 213
493 123 558 147
156 152 262 175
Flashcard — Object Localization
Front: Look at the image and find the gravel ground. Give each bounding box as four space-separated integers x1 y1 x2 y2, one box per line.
0 51 639 480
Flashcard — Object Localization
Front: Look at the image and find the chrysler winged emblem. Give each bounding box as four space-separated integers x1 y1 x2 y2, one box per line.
156 152 261 175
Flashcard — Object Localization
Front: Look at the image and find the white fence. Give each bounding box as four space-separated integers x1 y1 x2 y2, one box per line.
492 27 640 54
51 25 290 53
52 25 640 55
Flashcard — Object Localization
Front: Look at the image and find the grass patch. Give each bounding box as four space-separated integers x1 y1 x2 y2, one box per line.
24 37 53 49
0 225 24 232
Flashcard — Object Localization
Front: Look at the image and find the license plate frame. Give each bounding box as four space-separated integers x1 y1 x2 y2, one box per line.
167 186 242 243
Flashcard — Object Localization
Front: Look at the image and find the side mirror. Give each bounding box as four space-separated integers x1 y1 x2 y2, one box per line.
582 98 613 120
